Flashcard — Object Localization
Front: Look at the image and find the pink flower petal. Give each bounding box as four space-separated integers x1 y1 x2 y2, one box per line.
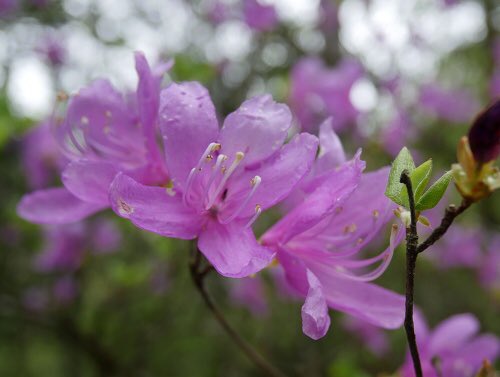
301 270 331 340
198 221 275 278
109 173 201 239
17 187 105 224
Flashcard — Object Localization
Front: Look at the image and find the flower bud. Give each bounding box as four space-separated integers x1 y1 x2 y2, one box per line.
468 100 500 163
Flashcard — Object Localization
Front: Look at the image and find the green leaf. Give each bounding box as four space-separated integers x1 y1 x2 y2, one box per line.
411 159 433 201
385 147 416 206
416 171 453 211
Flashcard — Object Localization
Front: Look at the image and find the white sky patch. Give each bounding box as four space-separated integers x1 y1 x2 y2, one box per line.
350 78 378 112
267 0 320 26
215 21 253 61
7 57 54 118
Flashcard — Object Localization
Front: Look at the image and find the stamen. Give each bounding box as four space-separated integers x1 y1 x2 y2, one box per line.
183 143 221 207
245 204 262 228
343 223 357 234
220 176 261 224
183 168 198 206
205 152 244 210
204 154 227 201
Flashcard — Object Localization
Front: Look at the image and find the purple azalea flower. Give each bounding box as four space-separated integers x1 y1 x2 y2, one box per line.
419 84 479 124
261 119 405 339
18 52 171 225
34 223 87 272
381 109 416 157
243 0 278 32
478 235 500 292
400 312 500 377
342 316 389 356
109 82 319 278
0 0 18 17
289 57 364 132
36 33 66 67
425 226 483 269
21 120 67 190
230 277 268 316
90 218 122 254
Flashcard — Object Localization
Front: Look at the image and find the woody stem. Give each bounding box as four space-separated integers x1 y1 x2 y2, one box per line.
400 170 423 377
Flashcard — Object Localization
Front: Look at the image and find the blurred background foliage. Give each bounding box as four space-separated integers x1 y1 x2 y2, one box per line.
0 0 499 376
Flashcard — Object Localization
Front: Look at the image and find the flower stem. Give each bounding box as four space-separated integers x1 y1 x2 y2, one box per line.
188 245 287 377
400 170 423 377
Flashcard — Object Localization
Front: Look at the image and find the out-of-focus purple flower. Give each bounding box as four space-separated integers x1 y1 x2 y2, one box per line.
261 119 405 339
53 275 78 304
21 121 67 190
243 0 278 32
419 84 479 124
22 287 49 312
207 0 230 25
18 52 171 225
425 226 483 269
0 0 18 17
90 218 122 254
400 312 500 377
110 82 318 278
342 316 389 356
34 219 121 272
230 277 268 316
289 57 364 132
34 223 86 272
468 100 500 163
36 34 66 67
478 235 500 292
381 109 416 157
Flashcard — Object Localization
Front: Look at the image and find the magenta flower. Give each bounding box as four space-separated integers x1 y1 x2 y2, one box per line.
0 0 18 17
342 316 389 356
289 57 363 132
419 84 479 124
243 0 278 32
424 226 483 269
109 82 318 278
261 119 405 339
400 312 500 377
230 277 268 316
18 52 170 225
478 235 500 292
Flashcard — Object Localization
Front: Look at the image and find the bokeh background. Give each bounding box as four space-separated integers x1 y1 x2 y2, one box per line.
0 0 499 376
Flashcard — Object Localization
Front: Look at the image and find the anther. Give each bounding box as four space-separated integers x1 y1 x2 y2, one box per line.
206 151 245 210
344 223 357 234
245 204 262 228
221 176 261 224
372 209 379 219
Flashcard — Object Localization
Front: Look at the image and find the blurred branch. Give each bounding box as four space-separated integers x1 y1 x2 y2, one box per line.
188 245 287 377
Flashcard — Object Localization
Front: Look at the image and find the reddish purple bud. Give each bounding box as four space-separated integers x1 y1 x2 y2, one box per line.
468 100 500 163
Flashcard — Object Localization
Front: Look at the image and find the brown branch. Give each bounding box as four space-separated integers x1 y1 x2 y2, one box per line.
400 170 423 377
188 245 287 377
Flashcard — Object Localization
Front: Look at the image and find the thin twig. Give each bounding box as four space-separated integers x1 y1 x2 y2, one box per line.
189 245 287 377
417 199 472 254
400 170 423 377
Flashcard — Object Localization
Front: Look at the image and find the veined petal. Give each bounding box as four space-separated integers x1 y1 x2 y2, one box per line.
262 153 365 245
198 221 275 278
62 160 118 204
223 133 318 219
159 82 219 189
109 173 201 239
312 270 405 329
17 187 105 224
301 270 331 340
219 95 292 166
